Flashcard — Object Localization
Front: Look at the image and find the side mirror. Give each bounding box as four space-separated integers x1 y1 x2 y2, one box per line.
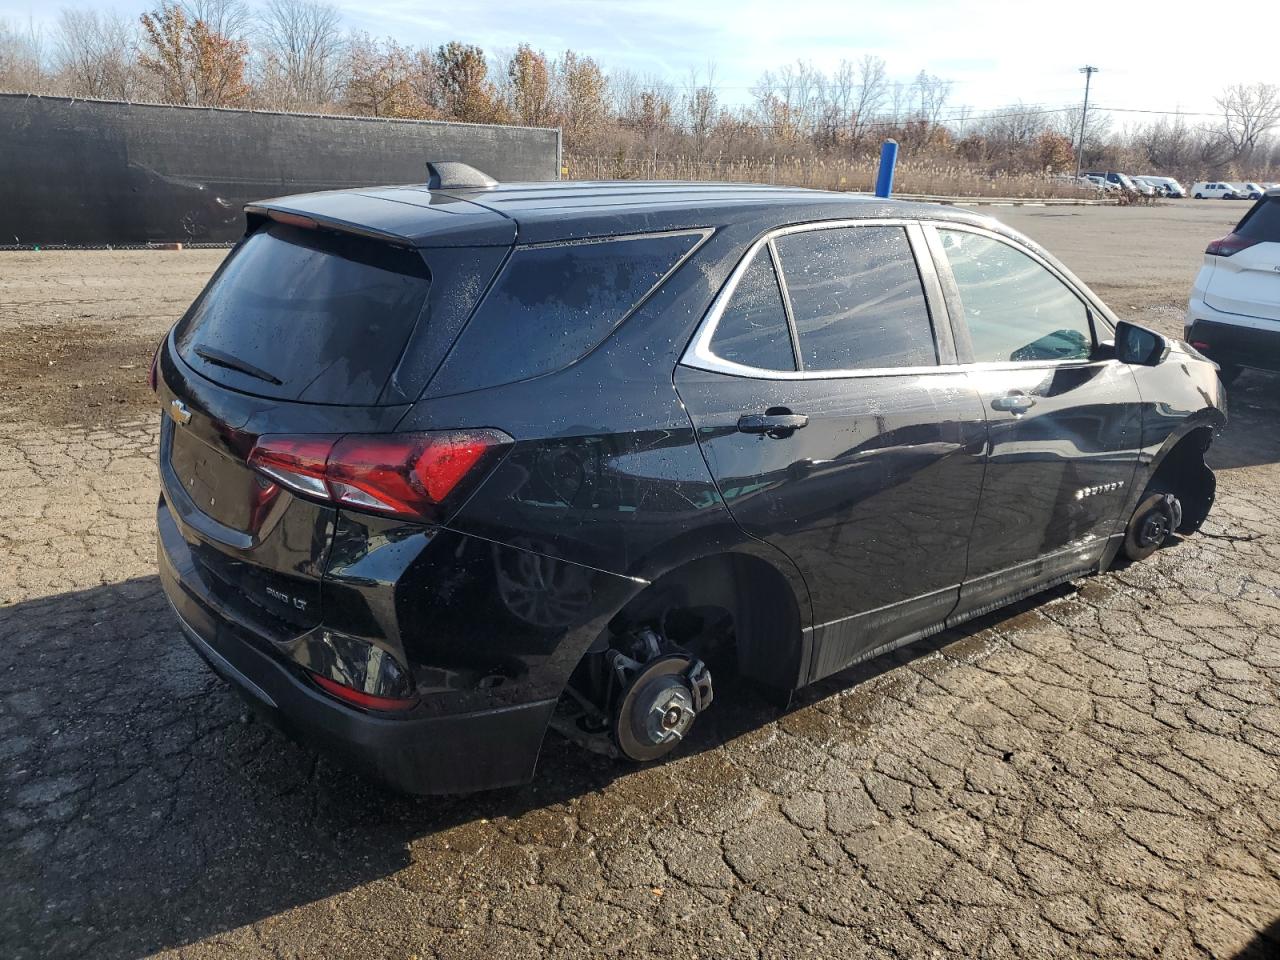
1115 320 1168 366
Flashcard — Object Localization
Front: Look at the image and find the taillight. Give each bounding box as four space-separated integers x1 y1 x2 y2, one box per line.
247 429 511 522
148 341 161 392
1206 233 1261 257
310 672 417 711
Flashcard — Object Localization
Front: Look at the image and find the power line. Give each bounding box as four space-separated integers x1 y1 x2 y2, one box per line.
1095 105 1220 119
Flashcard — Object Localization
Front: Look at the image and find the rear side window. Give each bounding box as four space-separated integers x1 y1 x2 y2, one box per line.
708 248 796 371
175 223 431 404
773 226 937 371
1237 197 1280 243
429 231 702 395
939 229 1093 363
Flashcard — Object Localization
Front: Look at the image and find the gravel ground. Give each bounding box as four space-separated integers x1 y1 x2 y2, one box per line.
2 202 1278 959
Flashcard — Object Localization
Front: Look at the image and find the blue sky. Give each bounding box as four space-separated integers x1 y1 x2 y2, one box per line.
2 0 1271 121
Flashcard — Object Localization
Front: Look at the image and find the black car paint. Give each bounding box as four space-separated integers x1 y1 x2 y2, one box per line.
155 181 1226 794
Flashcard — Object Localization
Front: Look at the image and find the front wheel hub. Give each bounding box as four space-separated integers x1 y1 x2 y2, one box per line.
1123 492 1181 562
1138 510 1170 548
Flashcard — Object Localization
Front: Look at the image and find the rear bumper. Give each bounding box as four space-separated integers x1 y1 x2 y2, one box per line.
1185 300 1280 372
158 503 557 795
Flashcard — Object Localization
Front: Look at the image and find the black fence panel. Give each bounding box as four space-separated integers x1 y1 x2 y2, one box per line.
0 95 560 246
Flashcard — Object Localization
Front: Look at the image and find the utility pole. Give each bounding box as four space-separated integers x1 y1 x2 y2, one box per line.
1075 65 1099 180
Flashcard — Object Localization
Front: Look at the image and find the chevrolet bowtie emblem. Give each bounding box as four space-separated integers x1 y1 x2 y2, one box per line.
168 399 192 425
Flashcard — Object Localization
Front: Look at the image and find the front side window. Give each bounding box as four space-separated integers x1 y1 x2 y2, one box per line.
772 225 937 371
708 247 796 371
939 230 1094 364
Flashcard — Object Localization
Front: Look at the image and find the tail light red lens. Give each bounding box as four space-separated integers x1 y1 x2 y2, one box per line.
247 429 511 523
310 672 418 711
1205 233 1261 257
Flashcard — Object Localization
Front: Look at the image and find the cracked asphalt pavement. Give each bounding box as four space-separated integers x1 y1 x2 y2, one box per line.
3 203 1279 959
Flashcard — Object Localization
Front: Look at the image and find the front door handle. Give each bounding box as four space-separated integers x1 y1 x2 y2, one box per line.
991 394 1037 414
737 412 809 435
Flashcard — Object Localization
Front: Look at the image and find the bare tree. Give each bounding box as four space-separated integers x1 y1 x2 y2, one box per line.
0 18 52 93
179 0 251 42
256 0 344 110
911 70 951 127
54 8 141 100
849 55 887 145
613 69 674 153
1135 115 1196 171
1215 82 1280 161
681 63 718 157
752 60 822 143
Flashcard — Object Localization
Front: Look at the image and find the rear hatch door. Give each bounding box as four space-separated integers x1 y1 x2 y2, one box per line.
160 212 510 637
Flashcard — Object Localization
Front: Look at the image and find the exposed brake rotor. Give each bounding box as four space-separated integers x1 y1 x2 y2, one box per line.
1123 492 1181 562
609 647 713 763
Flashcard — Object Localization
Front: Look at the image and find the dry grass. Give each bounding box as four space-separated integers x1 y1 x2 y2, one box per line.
565 154 1104 199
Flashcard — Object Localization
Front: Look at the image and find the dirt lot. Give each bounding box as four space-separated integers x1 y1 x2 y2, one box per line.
3 202 1279 959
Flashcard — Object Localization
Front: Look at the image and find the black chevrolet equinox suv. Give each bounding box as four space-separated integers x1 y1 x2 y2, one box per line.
155 166 1226 793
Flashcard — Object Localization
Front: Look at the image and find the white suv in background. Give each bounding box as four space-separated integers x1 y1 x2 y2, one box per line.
1192 181 1242 199
1186 187 1280 385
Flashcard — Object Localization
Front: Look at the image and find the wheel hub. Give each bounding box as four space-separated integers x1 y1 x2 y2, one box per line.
610 652 713 762
1138 509 1170 548
646 681 696 742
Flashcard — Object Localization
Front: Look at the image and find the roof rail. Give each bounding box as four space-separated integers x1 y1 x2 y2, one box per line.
425 161 498 190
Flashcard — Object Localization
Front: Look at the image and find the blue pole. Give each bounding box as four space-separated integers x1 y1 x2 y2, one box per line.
874 139 898 198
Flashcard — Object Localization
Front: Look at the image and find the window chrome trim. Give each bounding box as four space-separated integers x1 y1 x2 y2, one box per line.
682 218 956 381
520 226 715 249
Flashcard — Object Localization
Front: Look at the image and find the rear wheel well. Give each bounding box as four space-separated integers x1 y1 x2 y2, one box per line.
586 552 804 693
1147 427 1215 533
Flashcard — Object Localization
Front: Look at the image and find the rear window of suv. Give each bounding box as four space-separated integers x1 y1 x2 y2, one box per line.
1237 196 1280 243
427 231 704 396
174 223 431 404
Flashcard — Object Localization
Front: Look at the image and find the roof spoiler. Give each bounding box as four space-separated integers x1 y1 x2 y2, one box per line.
425 161 498 190
244 204 414 247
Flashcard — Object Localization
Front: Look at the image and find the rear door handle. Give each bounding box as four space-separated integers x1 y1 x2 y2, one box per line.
737 413 809 434
991 394 1036 413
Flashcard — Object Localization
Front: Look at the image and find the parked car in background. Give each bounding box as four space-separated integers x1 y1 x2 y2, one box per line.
1086 171 1142 194
1240 183 1266 200
152 169 1225 793
1136 176 1186 197
1085 175 1123 195
1192 182 1243 199
1051 174 1105 194
1187 187 1280 386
